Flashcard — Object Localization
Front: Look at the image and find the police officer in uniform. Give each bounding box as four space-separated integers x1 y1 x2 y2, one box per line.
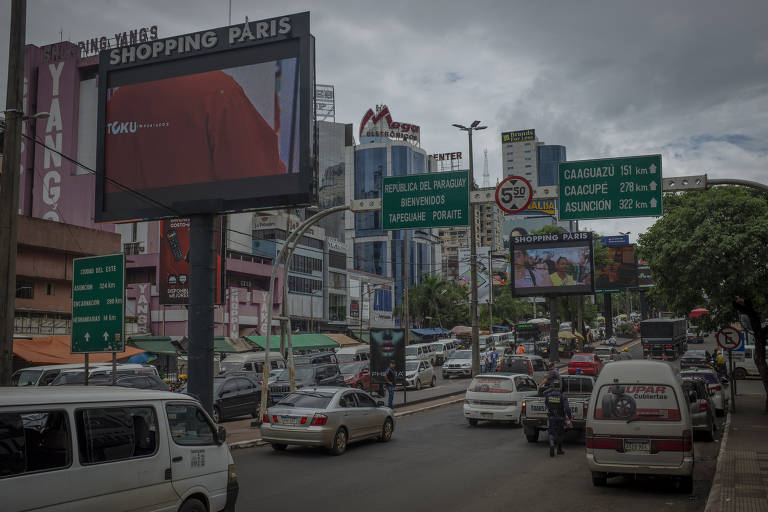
544 379 573 457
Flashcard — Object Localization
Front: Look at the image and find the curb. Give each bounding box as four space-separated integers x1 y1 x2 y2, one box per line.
704 409 732 512
394 395 465 417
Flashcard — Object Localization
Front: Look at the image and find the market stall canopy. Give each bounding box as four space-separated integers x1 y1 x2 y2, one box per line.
451 326 472 336
13 336 145 365
246 334 339 351
690 308 710 319
324 333 362 347
558 331 577 340
129 336 180 355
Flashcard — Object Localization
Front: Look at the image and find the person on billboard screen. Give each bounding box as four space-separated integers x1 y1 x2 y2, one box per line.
105 65 289 193
549 257 576 286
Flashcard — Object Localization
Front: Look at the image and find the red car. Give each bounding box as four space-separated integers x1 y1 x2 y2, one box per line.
568 353 603 376
340 361 371 390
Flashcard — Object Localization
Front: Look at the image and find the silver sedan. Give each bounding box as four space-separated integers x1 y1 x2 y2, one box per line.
260 387 395 455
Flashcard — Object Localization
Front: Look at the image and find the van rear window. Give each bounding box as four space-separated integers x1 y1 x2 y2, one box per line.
470 377 515 393
594 384 681 421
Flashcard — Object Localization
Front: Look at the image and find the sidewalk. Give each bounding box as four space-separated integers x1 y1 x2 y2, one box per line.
706 393 768 511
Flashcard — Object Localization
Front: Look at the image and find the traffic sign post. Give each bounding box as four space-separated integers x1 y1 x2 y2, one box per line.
382 170 469 230
716 326 741 351
495 175 533 214
71 253 125 353
558 154 662 220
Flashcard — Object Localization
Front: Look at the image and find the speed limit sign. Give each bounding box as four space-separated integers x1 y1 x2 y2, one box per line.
495 175 533 214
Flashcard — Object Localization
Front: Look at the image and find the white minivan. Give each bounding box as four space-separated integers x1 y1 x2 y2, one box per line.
405 343 437 365
586 360 694 492
463 373 539 426
0 387 238 511
335 345 370 363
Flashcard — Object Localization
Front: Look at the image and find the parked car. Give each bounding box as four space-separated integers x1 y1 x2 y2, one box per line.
340 361 371 390
680 350 713 370
568 353 604 376
500 355 550 382
269 363 346 402
522 375 595 442
0 387 238 511
681 367 728 416
442 349 474 378
593 346 620 363
464 373 539 426
404 360 436 390
260 387 394 455
208 375 265 423
586 360 694 492
686 328 705 344
682 377 717 441
80 374 170 391
49 364 161 386
11 363 115 386
294 351 338 365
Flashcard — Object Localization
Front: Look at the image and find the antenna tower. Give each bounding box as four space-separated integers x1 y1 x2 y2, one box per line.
482 148 490 188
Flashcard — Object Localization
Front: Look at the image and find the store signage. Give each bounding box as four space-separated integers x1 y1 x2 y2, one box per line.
431 152 462 161
501 129 536 143
78 26 159 56
360 104 420 143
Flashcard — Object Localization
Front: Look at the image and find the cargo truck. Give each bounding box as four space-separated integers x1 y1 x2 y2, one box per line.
640 318 687 360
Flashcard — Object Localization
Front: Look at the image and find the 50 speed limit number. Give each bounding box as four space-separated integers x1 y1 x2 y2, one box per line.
495 175 533 214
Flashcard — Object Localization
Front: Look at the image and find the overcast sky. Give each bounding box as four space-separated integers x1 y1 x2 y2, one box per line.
2 0 767 241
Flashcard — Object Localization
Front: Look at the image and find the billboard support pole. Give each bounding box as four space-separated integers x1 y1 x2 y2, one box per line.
640 291 648 321
402 231 409 406
84 354 89 386
605 294 614 339
549 297 559 363
188 214 215 416
0 0 26 386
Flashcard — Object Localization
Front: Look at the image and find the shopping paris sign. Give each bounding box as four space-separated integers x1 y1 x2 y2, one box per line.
360 104 420 144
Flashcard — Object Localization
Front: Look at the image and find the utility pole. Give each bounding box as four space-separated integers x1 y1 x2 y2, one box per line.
0 0 26 385
453 121 486 376
488 249 493 334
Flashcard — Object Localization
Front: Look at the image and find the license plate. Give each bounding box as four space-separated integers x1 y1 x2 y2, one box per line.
279 415 298 426
481 412 493 417
624 439 650 452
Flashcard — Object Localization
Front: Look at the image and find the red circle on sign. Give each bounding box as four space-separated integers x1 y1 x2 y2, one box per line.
495 175 533 214
716 327 741 351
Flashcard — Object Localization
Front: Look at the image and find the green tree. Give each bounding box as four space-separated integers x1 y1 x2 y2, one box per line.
406 275 469 328
637 186 768 409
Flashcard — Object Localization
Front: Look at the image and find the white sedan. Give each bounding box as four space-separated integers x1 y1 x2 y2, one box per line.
404 360 436 390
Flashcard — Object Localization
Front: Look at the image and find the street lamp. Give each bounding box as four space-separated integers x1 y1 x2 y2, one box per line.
453 121 486 377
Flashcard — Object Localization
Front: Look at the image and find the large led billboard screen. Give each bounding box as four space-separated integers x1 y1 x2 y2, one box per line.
511 232 594 297
595 244 638 293
96 13 314 222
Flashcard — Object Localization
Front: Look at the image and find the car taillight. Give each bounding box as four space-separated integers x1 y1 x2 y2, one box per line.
699 401 709 412
583 402 589 417
710 385 721 391
301 417 308 425
651 431 693 453
272 415 279 423
310 414 328 426
665 345 672 349
521 401 526 415
262 414 270 423
585 433 619 450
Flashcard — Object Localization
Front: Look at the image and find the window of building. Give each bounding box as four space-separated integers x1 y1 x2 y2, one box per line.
288 275 323 294
525 164 532 168
354 241 386 276
46 283 55 296
289 254 322 275
329 293 346 321
391 146 412 176
329 251 346 269
15 280 33 299
329 271 346 289
0 410 71 477
75 406 158 464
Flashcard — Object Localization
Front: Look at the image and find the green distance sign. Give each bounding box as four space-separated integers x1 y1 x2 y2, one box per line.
71 253 125 353
382 170 469 230
558 155 662 220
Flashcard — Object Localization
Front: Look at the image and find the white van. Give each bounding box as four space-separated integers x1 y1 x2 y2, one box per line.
335 345 370 363
586 360 694 492
218 352 286 374
463 373 539 425
405 343 436 365
12 363 158 387
0 387 238 511
731 345 768 379
432 339 459 366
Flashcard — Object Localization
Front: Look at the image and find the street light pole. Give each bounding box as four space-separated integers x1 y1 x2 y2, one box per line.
453 121 486 376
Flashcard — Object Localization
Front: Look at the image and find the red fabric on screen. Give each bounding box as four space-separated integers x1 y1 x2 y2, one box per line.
105 70 285 193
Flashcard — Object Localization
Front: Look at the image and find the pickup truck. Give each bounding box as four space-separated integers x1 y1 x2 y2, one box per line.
520 374 595 443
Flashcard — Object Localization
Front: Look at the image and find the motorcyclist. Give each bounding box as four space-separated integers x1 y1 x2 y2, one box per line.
544 379 572 457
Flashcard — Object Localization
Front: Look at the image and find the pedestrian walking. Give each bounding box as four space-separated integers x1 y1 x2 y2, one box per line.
384 361 396 409
544 379 572 457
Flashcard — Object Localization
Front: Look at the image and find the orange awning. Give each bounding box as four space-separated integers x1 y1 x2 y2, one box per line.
325 333 363 347
13 335 145 364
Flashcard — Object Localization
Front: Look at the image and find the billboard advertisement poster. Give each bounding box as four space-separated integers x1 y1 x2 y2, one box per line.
159 217 224 305
458 246 490 303
637 259 654 288
595 245 638 293
370 328 406 385
501 129 536 143
96 13 314 222
511 232 594 297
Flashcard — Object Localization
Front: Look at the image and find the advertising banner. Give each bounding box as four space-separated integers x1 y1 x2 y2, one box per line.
370 328 406 385
501 129 536 143
458 246 490 303
511 232 594 297
96 13 314 221
135 282 152 333
595 244 638 293
229 287 240 338
637 259 654 288
159 217 224 304
594 383 681 422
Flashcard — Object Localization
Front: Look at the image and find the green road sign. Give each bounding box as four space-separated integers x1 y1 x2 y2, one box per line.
558 155 662 220
382 170 469 230
71 253 125 353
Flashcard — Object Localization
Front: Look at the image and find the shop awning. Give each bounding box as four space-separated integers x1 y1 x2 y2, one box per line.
325 333 363 347
411 328 451 338
245 334 339 351
451 326 472 336
13 336 145 365
129 336 179 355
